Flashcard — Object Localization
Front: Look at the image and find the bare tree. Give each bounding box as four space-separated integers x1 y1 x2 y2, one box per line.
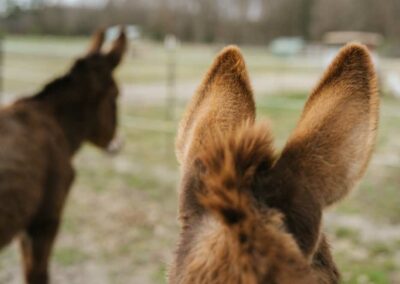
1 0 399 47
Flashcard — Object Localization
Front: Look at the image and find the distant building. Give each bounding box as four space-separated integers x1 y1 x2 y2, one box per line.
322 31 383 50
322 31 383 67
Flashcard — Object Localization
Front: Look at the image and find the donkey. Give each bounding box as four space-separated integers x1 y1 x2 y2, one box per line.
0 28 126 284
169 43 379 283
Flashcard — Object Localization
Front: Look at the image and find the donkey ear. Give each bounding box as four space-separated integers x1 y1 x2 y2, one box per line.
274 44 379 207
106 27 128 69
87 28 105 54
176 46 256 164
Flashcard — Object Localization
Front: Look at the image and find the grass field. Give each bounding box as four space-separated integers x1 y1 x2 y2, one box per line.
0 35 400 284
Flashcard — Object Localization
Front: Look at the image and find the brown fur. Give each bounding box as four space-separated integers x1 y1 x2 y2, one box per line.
170 44 379 283
175 46 255 165
0 28 127 284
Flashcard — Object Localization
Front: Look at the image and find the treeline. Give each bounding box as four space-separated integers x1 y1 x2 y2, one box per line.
1 0 400 44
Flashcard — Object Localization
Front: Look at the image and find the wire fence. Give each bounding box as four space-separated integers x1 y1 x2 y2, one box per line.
2 36 400 170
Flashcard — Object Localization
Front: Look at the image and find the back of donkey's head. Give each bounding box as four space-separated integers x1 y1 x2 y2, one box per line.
74 28 127 149
36 28 127 152
38 27 127 151
170 44 378 284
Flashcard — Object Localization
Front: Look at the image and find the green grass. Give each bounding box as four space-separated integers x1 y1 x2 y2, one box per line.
337 251 394 284
54 247 89 266
335 227 360 240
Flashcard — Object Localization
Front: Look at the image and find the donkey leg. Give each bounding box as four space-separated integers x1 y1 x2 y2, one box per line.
20 218 60 284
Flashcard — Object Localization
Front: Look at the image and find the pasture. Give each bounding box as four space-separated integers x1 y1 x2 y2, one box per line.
0 35 400 284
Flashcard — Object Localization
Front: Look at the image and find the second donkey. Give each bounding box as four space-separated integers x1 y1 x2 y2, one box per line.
0 28 127 284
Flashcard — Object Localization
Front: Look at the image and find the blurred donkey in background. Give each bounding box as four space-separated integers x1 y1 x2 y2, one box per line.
0 28 126 284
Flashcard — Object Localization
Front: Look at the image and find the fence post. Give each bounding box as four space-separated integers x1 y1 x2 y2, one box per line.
165 34 177 120
164 34 178 155
0 30 3 105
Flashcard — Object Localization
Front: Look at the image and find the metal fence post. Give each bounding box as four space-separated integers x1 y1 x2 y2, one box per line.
164 34 178 155
165 34 177 120
0 31 3 105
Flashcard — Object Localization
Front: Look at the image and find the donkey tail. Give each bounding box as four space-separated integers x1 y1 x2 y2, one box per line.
196 122 274 230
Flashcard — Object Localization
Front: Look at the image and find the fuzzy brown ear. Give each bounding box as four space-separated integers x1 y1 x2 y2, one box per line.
87 28 105 54
274 43 379 207
176 46 256 164
107 27 128 69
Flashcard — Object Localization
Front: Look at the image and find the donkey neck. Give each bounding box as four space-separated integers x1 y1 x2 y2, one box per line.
46 99 92 155
27 76 95 155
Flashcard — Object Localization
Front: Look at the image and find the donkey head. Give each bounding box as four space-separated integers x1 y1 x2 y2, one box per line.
170 44 379 283
68 28 127 152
